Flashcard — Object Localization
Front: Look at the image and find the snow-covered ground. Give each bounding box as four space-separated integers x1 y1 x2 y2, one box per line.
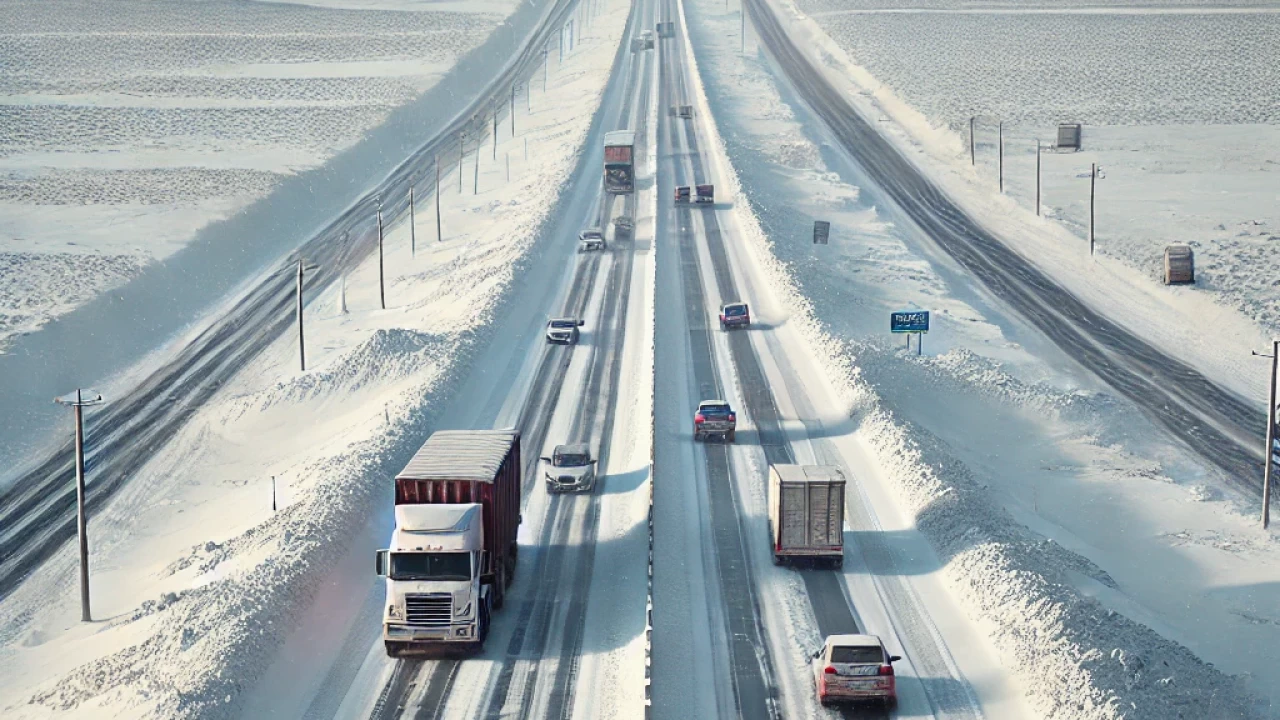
684 0 1279 716
0 0 514 350
0 10 629 715
769 0 1280 406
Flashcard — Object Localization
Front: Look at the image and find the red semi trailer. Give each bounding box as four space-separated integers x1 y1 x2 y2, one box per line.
375 429 522 655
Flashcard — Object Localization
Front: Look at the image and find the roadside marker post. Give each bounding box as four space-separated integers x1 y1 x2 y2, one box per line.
55 389 103 622
1253 340 1279 528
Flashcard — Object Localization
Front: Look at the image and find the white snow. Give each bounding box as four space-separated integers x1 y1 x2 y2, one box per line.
0 7 633 715
0 0 516 350
684 0 1279 716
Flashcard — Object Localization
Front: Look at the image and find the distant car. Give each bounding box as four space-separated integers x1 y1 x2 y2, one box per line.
719 302 750 329
693 400 736 442
541 443 596 493
546 317 583 344
613 215 634 239
580 228 606 252
812 634 900 708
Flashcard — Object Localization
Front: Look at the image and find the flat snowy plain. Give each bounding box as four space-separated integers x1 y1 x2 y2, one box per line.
693 0 1280 715
0 0 513 350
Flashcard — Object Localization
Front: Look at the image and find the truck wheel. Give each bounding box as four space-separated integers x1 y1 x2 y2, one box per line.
831 556 844 570
772 553 782 566
385 641 405 658
693 431 702 442
726 431 736 443
492 567 507 611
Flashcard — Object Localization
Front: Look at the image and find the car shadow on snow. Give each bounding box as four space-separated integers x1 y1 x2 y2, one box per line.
599 465 648 496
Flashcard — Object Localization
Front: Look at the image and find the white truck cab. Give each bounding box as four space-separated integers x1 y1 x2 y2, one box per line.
376 503 490 655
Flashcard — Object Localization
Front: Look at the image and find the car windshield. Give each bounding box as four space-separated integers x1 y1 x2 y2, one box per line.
582 230 602 238
388 552 471 581
550 320 576 328
830 646 884 664
724 305 747 316
700 404 731 415
554 453 590 467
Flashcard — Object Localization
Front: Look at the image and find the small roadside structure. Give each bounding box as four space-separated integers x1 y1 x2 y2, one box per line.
1057 123 1082 151
1163 244 1195 285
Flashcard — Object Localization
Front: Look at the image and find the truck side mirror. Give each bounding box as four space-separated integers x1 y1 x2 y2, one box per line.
375 549 389 576
540 456 551 463
577 320 585 327
889 655 902 663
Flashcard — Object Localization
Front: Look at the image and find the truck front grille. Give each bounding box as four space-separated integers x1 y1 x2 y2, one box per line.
404 593 452 627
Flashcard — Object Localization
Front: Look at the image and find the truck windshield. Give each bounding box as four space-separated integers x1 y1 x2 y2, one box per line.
554 453 590 466
550 320 576 328
701 404 731 415
724 305 747 316
389 552 471 581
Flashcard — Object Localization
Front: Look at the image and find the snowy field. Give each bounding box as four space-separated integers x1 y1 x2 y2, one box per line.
0 0 513 350
0 8 629 716
688 0 1278 716
782 0 1280 358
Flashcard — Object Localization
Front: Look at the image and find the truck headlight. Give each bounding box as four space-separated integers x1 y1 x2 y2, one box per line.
388 604 403 619
455 602 472 618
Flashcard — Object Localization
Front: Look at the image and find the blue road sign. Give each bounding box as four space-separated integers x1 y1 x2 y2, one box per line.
891 311 929 334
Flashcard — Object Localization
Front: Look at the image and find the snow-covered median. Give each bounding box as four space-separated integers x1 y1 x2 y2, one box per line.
0 7 629 717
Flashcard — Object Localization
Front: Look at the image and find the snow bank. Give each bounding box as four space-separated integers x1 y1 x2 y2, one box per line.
0 6 628 715
682 6 1268 719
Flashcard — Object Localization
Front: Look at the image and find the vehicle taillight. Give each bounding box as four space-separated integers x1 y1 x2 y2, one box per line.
824 666 837 675
695 414 704 423
728 413 735 422
878 664 894 676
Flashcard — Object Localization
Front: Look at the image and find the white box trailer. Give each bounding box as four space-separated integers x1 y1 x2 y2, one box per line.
768 464 846 568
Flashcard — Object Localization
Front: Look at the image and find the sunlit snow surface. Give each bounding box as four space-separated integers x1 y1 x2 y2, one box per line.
0 0 509 349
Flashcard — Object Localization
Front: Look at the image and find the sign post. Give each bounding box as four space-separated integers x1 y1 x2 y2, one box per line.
891 310 930 356
813 220 830 245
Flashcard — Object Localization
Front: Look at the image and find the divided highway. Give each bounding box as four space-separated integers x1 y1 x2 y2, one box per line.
744 0 1265 493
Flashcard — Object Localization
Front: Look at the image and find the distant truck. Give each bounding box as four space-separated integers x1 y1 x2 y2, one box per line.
768 464 846 568
604 130 636 194
376 429 522 656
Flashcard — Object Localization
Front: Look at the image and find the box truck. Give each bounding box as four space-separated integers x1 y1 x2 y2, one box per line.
768 464 846 568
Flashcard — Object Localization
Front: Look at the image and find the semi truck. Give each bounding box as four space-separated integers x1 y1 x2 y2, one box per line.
375 429 521 656
603 130 636 194
768 464 846 568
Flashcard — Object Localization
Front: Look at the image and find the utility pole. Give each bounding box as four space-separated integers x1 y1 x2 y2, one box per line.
997 121 1004 193
474 135 480 195
435 156 442 242
1089 163 1096 256
459 133 465 193
969 116 975 165
492 103 498 160
1035 139 1042 216
1253 341 1279 528
296 259 306 370
409 185 416 257
54 389 103 623
511 85 516 137
377 204 385 310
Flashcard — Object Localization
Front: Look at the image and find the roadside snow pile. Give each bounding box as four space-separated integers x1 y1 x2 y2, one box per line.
684 4 1267 717
0 4 630 716
0 0 512 349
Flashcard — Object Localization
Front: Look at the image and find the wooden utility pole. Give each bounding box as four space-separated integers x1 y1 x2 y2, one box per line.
55 389 102 622
997 121 1004 193
409 186 416 257
511 85 516 137
435 156 442 242
1089 163 1096 255
459 133 465 193
969 116 975 165
474 137 480 194
492 103 498 160
297 259 306 369
1257 341 1280 528
1035 140 1042 216
377 205 385 310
